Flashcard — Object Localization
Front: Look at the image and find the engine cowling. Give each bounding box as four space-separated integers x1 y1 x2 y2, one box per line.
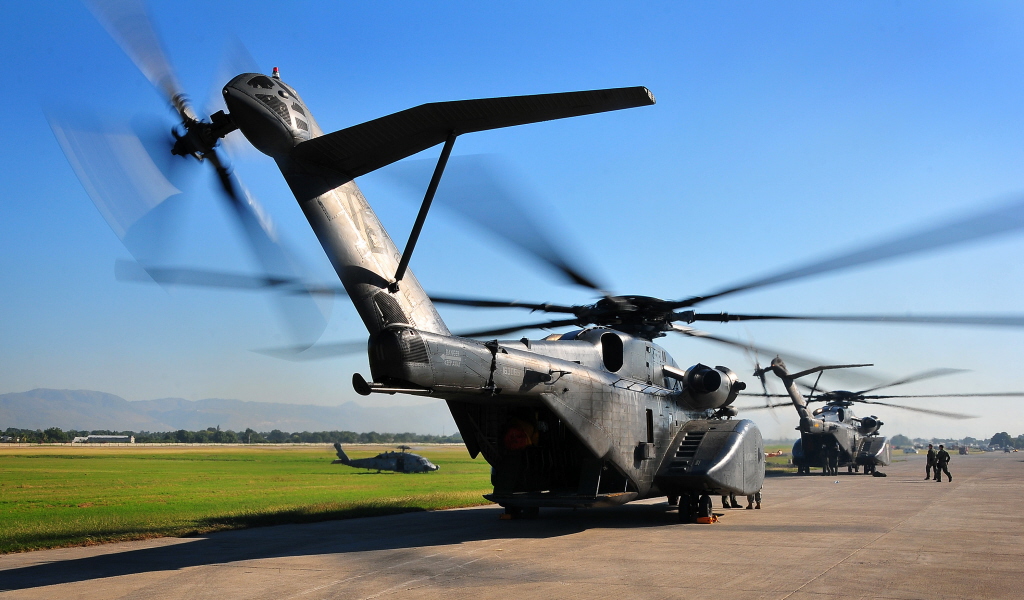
858 415 883 436
673 363 745 410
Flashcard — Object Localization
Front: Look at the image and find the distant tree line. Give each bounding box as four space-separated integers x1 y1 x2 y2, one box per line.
0 426 463 445
888 433 1024 449
988 432 1024 449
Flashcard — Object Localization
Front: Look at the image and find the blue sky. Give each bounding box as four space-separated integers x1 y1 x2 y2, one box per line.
3 1 1024 439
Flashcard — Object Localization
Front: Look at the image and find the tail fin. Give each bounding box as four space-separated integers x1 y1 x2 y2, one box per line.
334 442 351 464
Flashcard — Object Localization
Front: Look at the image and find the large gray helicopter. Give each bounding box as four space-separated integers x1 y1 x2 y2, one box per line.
740 358 1024 476
50 0 1024 523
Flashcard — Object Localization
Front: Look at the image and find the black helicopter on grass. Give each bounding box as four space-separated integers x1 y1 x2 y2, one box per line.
332 444 439 473
48 0 1024 523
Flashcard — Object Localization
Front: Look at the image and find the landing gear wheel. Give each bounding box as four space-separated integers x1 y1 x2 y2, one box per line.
677 493 696 523
697 494 713 519
501 506 523 520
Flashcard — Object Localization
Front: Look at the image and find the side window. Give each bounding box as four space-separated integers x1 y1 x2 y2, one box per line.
601 332 623 372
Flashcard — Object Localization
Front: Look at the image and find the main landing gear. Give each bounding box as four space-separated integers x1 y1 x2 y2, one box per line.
676 493 714 523
500 506 540 520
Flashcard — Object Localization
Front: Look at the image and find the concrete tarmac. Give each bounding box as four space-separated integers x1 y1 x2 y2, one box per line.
1 452 1022 599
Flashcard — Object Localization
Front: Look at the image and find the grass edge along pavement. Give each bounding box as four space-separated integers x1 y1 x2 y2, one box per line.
0 445 492 554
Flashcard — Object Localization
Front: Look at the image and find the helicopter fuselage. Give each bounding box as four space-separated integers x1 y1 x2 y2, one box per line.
222 72 765 509
792 404 889 472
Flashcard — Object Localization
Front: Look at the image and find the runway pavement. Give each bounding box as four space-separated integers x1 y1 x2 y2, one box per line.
1 451 1021 599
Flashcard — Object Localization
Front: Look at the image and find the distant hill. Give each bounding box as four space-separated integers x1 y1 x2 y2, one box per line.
0 389 458 435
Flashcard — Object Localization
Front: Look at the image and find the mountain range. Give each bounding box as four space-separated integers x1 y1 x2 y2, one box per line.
0 389 458 435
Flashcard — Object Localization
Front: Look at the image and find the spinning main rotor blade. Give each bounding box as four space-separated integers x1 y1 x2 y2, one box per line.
733 400 976 419
380 155 605 292
670 325 888 389
677 193 1024 308
87 0 191 118
733 402 793 410
863 392 1024 399
854 368 967 395
454 318 582 339
854 400 977 419
679 312 1024 328
428 296 577 313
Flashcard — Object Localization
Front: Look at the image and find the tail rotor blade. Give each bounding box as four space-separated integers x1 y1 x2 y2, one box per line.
207 148 332 347
47 109 189 264
204 36 260 117
87 0 192 119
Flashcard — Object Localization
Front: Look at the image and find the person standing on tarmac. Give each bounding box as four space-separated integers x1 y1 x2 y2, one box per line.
746 489 762 509
721 492 741 509
827 439 840 476
925 444 936 480
934 444 952 482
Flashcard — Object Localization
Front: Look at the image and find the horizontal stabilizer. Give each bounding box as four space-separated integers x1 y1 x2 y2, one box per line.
291 86 655 181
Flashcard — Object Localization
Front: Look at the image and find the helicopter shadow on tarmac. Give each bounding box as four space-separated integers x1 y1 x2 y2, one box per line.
0 503 678 592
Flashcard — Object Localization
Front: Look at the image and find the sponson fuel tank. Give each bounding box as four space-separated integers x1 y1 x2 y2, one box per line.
654 419 764 496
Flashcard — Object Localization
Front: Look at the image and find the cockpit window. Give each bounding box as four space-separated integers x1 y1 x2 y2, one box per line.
821 407 846 422
247 75 275 89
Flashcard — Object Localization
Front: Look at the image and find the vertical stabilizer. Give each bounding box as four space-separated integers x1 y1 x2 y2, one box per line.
334 442 351 464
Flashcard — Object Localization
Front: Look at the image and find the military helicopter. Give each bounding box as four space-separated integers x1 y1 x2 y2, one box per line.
738 358 1024 476
49 0 1024 523
332 443 439 473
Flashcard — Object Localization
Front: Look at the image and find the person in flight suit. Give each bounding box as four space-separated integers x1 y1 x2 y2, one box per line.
934 444 952 482
827 438 840 476
925 444 936 480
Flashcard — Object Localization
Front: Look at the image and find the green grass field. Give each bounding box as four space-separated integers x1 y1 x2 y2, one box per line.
764 443 797 474
0 444 493 554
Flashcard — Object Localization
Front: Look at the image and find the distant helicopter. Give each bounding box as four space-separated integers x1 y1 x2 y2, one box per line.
49 0 1024 523
333 443 439 473
741 358 1024 476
